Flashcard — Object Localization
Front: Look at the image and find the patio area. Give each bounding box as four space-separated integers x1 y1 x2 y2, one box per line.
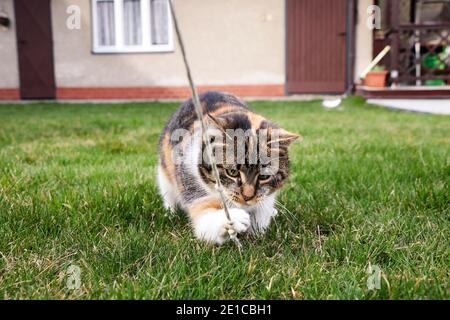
368 98 450 114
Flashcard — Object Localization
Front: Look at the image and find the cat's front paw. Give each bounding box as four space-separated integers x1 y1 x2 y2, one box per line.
193 208 250 244
227 208 251 233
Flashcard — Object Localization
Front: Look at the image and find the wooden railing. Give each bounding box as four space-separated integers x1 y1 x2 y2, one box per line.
389 23 450 85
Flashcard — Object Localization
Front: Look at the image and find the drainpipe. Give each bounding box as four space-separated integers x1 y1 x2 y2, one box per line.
345 0 356 95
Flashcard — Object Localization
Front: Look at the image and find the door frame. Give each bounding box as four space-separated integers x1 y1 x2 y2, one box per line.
284 0 356 95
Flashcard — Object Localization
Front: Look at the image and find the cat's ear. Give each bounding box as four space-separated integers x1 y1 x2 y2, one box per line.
271 128 300 147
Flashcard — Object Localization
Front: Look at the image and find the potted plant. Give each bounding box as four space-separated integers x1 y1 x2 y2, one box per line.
364 65 388 88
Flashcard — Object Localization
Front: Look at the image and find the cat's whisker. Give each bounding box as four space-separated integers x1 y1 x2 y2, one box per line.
274 199 300 224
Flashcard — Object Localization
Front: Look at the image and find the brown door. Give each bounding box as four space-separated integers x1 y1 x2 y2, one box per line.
14 0 56 99
287 0 349 94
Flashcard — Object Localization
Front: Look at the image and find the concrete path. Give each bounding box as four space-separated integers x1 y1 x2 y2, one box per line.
368 99 450 115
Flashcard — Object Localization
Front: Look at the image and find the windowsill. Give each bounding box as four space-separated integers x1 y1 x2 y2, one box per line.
92 45 174 54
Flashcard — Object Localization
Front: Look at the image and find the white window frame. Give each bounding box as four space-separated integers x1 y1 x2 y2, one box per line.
91 0 174 53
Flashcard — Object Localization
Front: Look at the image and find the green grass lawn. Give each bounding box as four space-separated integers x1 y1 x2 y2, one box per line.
0 97 448 299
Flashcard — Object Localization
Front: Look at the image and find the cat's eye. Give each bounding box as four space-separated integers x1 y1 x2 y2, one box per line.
226 168 240 178
258 174 271 181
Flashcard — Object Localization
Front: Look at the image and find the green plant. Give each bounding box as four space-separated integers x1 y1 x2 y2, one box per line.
371 65 386 72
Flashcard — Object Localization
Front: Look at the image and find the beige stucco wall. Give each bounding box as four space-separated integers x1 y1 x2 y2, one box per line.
0 0 19 88
354 0 374 82
52 0 285 87
1 0 374 91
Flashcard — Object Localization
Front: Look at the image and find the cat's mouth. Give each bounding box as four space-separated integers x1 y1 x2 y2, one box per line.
242 197 258 207
228 194 258 208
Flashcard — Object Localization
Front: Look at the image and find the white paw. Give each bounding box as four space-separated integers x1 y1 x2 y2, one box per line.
228 208 251 233
193 208 250 244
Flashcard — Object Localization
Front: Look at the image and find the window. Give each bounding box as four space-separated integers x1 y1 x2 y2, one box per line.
92 0 173 53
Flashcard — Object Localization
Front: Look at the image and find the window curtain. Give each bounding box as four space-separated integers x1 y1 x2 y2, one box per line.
151 0 169 45
97 0 115 46
124 0 142 45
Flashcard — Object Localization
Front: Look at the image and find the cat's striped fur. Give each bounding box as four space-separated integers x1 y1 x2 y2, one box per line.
158 91 298 244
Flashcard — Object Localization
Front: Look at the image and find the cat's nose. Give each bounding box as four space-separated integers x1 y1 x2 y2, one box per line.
242 184 255 202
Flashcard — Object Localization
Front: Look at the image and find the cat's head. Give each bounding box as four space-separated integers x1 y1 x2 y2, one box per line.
198 112 299 207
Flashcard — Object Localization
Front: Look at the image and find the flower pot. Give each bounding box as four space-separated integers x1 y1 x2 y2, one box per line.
364 71 388 88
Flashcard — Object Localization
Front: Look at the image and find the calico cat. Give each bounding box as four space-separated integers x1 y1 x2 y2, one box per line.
157 91 298 244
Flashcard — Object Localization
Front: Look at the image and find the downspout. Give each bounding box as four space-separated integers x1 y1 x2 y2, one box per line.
345 0 356 94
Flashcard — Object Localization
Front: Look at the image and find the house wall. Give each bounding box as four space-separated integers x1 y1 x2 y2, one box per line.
0 0 375 100
354 0 374 81
0 0 20 99
51 0 285 98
